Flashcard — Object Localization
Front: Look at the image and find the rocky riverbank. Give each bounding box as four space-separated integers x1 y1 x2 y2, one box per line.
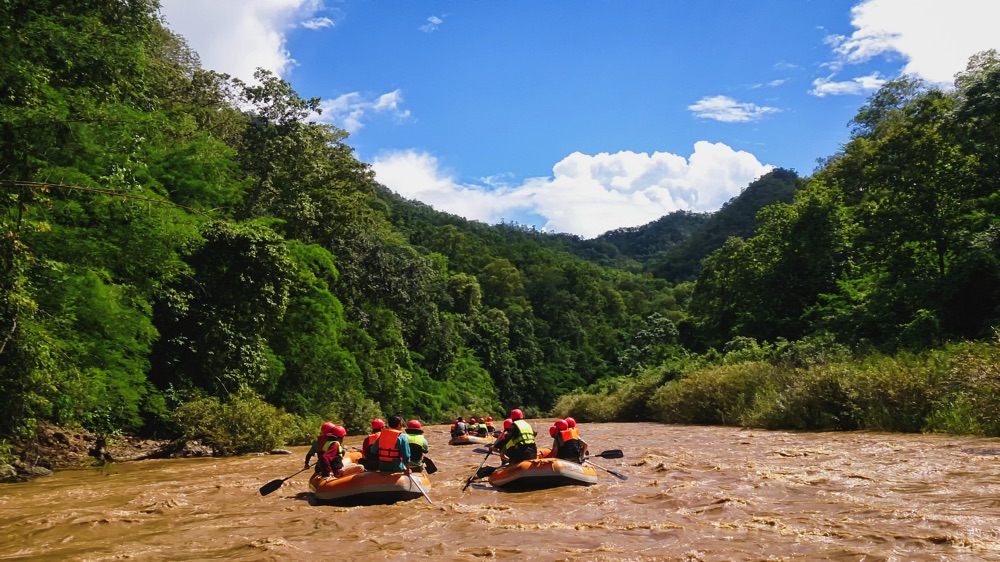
1 423 215 483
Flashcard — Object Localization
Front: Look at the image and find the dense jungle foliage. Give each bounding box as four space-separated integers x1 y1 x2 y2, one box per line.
2 2 999 451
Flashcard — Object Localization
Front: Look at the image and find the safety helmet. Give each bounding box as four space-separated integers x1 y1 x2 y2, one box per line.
486 416 493 422
479 417 485 422
510 408 524 420
321 421 336 436
408 420 422 430
565 417 577 428
549 425 557 438
555 419 568 431
371 418 385 430
332 425 347 438
503 418 513 429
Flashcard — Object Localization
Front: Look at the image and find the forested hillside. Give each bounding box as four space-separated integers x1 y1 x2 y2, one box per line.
0 1 689 446
3 2 1000 452
589 168 802 282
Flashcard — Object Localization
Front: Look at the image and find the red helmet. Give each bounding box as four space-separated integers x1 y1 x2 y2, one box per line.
510 408 524 420
332 425 347 438
555 419 568 431
565 417 576 428
503 418 513 429
371 418 385 430
408 420 422 429
486 416 493 422
549 425 557 437
321 422 336 436
479 417 485 422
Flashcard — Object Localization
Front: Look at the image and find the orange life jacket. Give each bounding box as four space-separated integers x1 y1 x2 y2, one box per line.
361 431 381 459
558 428 579 442
377 428 403 462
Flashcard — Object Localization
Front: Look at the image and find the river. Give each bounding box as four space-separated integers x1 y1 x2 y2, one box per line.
2 421 1000 561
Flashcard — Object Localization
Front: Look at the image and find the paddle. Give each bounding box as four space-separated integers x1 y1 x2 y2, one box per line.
475 465 499 479
592 449 624 459
423 456 439 475
462 441 498 492
407 473 434 504
259 464 312 496
584 458 628 481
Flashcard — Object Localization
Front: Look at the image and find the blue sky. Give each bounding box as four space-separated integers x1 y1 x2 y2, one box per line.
159 0 1000 238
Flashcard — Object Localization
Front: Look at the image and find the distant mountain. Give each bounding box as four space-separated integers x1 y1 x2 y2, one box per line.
592 168 803 282
376 168 802 283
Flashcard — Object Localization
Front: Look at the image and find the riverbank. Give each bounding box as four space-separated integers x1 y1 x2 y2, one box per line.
1 422 205 483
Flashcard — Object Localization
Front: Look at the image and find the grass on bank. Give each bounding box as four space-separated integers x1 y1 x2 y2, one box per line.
552 337 1000 437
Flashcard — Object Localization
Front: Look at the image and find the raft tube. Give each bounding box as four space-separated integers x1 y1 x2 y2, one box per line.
448 434 493 446
308 468 431 506
488 457 598 490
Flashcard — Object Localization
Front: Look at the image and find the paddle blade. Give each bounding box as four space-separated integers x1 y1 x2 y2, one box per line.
423 457 439 475
595 449 624 459
259 479 284 496
475 465 498 479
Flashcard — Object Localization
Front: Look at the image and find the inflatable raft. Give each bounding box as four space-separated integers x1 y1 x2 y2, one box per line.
487 457 598 490
308 468 431 506
448 434 493 446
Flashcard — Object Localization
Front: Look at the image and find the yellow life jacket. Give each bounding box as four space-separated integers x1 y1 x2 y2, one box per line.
505 419 536 450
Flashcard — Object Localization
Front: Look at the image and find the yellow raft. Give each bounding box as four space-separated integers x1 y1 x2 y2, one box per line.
308 467 431 506
487 456 598 490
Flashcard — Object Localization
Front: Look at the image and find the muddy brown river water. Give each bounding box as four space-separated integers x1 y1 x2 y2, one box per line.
3 422 1000 561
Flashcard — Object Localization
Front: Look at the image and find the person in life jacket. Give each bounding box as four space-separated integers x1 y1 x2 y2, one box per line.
467 418 479 435
551 418 588 463
476 417 489 438
485 416 496 435
305 422 348 477
359 418 385 471
450 417 468 438
404 420 430 472
491 408 537 465
368 415 411 473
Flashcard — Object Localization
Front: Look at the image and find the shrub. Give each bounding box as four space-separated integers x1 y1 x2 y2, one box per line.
549 393 617 422
171 391 294 454
648 362 775 425
745 364 858 430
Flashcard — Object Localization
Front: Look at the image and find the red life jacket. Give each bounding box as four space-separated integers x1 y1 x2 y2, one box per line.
377 429 403 462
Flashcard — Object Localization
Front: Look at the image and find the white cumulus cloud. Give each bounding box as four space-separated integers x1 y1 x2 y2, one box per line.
688 96 780 123
373 143 774 239
314 90 411 134
158 0 325 81
824 0 1000 86
810 72 887 97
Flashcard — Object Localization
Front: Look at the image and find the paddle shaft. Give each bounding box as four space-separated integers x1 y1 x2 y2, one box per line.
463 436 502 491
585 458 628 480
462 449 491 491
408 473 434 504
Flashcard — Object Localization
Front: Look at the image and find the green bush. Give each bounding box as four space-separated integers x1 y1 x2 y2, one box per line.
648 362 775 425
930 341 1000 436
549 393 618 422
745 364 858 430
171 391 294 454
